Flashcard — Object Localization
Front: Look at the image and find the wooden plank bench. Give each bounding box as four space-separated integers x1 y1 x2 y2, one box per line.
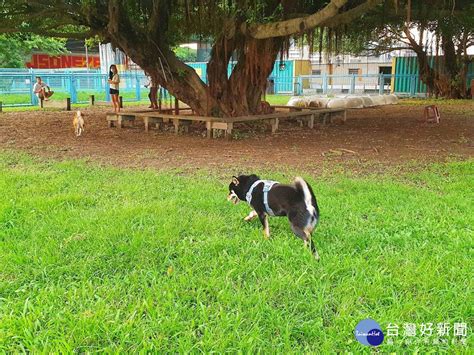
272 105 346 125
311 108 347 124
39 97 71 111
106 109 171 128
271 105 317 112
106 112 138 128
132 112 223 136
106 107 347 138
222 110 317 134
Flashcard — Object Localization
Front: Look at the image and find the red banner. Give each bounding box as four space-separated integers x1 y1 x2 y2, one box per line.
26 54 100 69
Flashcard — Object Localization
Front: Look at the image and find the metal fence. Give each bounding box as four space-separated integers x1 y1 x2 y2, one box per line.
288 73 474 97
0 71 158 107
2 69 472 107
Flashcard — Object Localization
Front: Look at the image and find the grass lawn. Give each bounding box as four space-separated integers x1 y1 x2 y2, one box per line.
1 93 292 112
0 153 472 352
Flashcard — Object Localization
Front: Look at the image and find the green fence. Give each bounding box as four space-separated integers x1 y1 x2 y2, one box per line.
393 56 474 95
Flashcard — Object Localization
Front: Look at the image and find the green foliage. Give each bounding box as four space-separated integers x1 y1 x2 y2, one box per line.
0 153 472 352
173 46 197 62
338 0 474 56
0 34 67 68
84 36 101 48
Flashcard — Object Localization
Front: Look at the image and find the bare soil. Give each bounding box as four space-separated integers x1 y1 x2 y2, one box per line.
0 102 473 175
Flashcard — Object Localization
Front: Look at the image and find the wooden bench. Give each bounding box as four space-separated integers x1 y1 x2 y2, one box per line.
107 111 222 136
271 105 317 112
311 108 347 124
106 106 347 138
271 105 347 124
134 112 223 136
222 110 317 134
39 97 71 111
106 109 167 128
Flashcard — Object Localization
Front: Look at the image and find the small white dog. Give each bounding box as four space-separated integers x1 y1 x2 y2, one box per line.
73 110 85 137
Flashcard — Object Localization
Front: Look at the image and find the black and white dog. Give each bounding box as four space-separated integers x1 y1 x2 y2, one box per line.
228 175 320 259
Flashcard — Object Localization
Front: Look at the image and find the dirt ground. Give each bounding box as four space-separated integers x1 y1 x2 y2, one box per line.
0 102 473 175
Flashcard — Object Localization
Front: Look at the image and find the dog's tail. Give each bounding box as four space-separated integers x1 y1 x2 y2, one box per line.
294 177 320 227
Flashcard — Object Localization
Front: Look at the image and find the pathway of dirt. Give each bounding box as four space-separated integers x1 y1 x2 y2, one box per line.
0 102 472 175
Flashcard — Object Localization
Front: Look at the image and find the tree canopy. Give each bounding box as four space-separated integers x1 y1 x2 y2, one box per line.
331 1 474 98
173 46 197 62
4 1 471 105
3 1 472 106
0 33 67 68
0 1 393 115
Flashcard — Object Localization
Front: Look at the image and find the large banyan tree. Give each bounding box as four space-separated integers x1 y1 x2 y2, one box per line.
0 0 384 116
344 0 474 99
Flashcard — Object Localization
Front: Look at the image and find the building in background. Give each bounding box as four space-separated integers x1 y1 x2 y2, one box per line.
287 43 397 76
26 40 100 70
99 43 132 73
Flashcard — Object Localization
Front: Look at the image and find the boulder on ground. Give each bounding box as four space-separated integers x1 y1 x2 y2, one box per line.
385 94 399 104
344 97 364 109
327 98 347 109
289 94 398 108
308 97 331 108
370 95 386 106
287 97 307 107
360 96 375 107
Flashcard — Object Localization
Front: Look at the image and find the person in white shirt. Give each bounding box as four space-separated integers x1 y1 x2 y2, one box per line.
144 73 159 109
33 76 54 101
108 64 120 113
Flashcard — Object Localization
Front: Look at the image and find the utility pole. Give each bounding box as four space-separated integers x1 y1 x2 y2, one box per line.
85 43 89 71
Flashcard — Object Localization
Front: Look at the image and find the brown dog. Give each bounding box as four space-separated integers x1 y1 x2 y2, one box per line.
73 110 85 137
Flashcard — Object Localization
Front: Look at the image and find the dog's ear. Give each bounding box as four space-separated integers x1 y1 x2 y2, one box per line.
232 176 239 185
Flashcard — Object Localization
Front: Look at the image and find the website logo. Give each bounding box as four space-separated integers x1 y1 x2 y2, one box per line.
355 319 384 346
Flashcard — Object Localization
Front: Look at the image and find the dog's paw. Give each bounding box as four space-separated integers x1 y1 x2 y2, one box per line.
244 210 257 222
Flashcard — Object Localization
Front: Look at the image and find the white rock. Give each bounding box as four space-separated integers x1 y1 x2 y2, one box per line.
327 98 348 109
344 97 364 109
308 97 331 108
287 97 306 107
385 94 399 104
360 96 375 107
370 95 386 106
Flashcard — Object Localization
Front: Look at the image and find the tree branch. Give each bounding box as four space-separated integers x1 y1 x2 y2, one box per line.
241 0 348 39
0 26 95 39
322 0 383 28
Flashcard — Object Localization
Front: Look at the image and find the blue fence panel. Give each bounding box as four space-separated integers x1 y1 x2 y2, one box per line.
295 74 424 97
4 66 473 107
188 62 208 83
0 74 36 106
269 60 293 93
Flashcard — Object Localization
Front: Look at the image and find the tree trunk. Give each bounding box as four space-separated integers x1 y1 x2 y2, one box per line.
208 36 283 116
403 26 469 99
103 2 285 117
111 30 282 117
413 37 470 99
414 49 469 99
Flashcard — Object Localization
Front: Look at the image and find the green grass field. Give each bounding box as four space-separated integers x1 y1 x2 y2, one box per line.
0 89 156 107
0 153 472 352
0 93 292 112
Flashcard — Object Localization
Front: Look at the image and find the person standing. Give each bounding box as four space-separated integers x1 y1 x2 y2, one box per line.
108 64 120 113
145 74 159 110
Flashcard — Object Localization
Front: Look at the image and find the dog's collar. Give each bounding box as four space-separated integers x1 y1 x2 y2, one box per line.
246 180 279 216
